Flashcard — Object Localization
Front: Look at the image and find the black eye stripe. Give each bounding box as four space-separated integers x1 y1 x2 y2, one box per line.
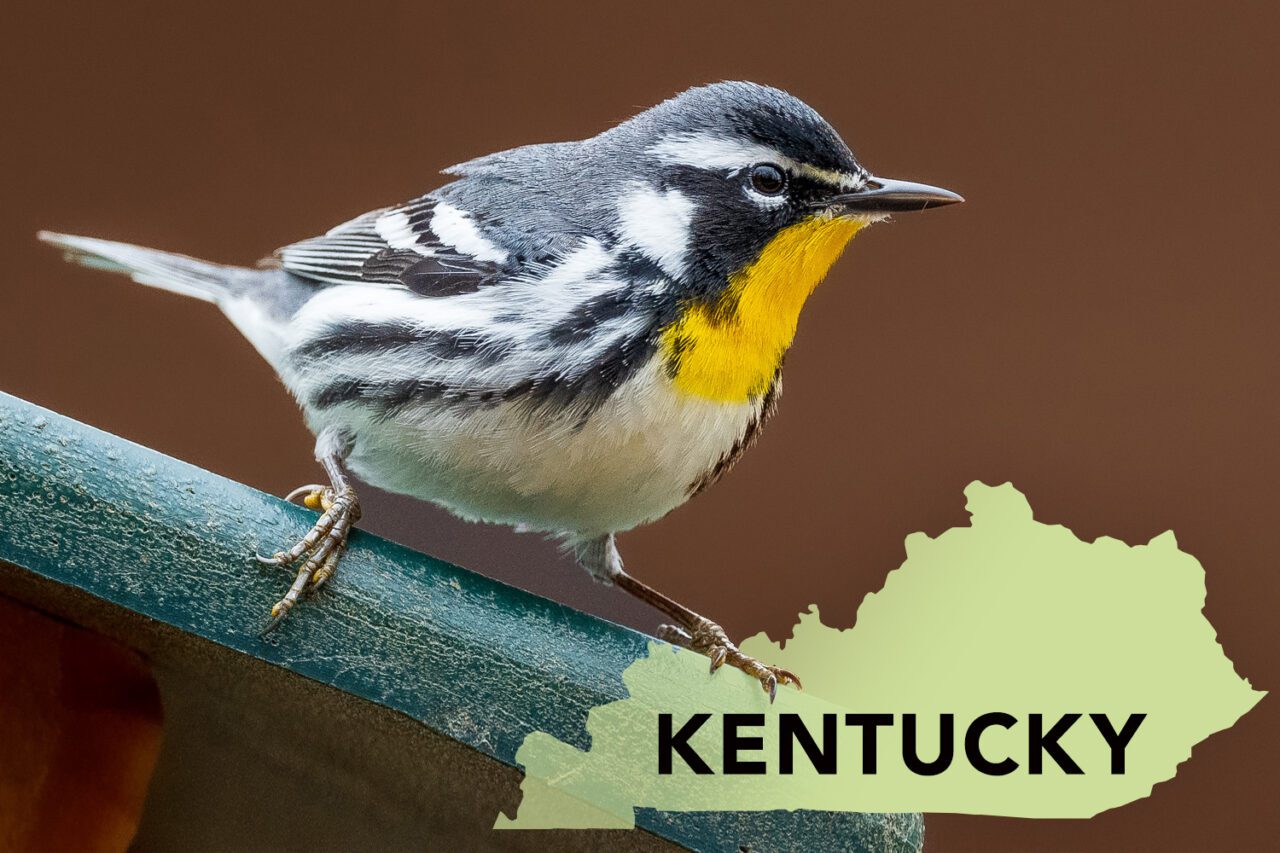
748 163 786 195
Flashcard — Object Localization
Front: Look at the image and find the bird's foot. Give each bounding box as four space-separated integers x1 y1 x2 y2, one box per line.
256 484 361 632
657 617 802 702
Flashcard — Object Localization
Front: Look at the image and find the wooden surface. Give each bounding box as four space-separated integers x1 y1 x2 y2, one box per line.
0 391 923 852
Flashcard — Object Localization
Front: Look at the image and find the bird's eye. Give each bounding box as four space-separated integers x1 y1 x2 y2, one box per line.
749 163 786 195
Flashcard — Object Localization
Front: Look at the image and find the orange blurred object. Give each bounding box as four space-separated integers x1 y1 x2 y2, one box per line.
0 596 163 853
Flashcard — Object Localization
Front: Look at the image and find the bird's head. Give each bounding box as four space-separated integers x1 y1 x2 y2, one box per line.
599 81 962 295
598 81 962 402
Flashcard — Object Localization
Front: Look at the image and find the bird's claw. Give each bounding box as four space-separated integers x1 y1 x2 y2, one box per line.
283 483 328 507
259 484 360 631
657 619 801 702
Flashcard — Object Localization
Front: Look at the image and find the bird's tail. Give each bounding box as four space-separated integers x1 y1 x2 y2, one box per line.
37 231 243 304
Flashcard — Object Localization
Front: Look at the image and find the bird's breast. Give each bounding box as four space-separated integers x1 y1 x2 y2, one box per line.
659 216 862 402
331 356 771 537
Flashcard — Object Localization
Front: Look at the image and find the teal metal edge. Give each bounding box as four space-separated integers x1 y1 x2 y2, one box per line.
0 390 922 853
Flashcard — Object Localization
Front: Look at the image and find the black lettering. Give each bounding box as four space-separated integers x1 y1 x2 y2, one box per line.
658 713 713 775
964 712 1019 776
1090 713 1146 774
1029 713 1084 775
902 714 954 776
779 714 837 774
724 713 767 774
845 713 894 774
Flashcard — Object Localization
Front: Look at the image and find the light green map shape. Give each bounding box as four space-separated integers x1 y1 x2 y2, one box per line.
496 482 1263 828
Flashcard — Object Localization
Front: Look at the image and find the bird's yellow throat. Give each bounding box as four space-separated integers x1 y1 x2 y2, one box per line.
660 216 863 402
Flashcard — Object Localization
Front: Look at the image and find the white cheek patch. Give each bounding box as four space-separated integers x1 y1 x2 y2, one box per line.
430 202 509 263
614 184 695 279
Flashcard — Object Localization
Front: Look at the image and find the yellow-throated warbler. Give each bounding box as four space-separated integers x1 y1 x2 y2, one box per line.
41 82 961 698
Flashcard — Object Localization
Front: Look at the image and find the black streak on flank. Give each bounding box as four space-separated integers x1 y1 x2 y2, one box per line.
313 378 368 409
662 330 692 380
611 249 669 286
686 367 783 498
313 329 663 419
310 321 672 420
546 289 637 345
545 254 676 346
311 376 505 416
293 321 426 360
504 331 661 414
292 322 512 363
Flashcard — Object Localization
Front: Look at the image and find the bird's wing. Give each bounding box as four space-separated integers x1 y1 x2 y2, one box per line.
274 196 504 296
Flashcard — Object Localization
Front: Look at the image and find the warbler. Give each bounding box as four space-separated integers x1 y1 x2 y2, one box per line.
40 81 960 699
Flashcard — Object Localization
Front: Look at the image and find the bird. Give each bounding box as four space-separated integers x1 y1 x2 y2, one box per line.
39 81 961 700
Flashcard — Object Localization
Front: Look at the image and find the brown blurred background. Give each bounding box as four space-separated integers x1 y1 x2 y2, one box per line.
2 2 1277 850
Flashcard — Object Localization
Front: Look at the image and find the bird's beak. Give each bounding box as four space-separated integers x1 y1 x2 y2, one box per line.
827 177 964 214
